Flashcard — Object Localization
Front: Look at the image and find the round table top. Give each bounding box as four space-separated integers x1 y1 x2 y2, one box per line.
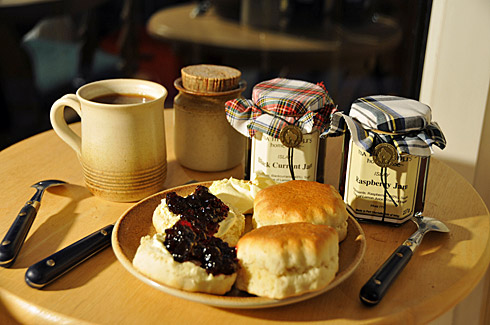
0 109 489 324
146 4 402 54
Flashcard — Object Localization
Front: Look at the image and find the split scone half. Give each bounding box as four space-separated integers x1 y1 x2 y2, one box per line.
236 222 339 299
133 233 237 295
134 185 239 295
253 180 348 241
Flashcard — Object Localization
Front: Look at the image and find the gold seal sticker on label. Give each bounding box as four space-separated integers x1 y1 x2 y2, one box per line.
279 125 303 148
373 143 399 167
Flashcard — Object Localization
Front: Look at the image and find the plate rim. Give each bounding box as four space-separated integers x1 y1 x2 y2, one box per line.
111 181 367 309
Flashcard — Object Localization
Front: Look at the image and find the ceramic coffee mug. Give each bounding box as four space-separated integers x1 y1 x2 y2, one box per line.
50 79 168 202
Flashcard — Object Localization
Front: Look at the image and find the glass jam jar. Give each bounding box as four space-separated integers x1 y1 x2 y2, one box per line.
225 78 334 183
339 133 431 224
246 128 325 183
173 65 247 172
324 95 446 224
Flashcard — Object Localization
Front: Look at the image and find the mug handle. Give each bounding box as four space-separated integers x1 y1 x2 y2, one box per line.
50 94 82 156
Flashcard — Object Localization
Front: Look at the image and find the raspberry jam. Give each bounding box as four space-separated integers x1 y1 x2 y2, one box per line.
163 186 238 275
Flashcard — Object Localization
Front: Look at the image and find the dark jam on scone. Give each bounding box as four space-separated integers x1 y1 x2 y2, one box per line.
166 185 229 235
164 185 238 276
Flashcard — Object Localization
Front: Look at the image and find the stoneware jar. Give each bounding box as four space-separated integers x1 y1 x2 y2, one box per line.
173 65 247 172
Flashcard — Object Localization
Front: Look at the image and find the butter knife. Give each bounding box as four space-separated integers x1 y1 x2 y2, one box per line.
25 224 113 289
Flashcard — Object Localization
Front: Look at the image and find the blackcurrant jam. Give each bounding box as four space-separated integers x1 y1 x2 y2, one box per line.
163 186 238 275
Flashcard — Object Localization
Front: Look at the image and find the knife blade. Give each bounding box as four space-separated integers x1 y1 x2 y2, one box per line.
25 224 113 289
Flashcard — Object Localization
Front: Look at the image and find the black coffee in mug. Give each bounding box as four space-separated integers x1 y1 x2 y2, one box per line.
92 93 156 104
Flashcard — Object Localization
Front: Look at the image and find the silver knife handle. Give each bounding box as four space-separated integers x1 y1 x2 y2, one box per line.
25 224 113 289
402 229 426 252
0 200 40 267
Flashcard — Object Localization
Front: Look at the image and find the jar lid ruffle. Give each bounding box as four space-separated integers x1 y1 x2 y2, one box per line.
323 95 446 157
225 78 335 138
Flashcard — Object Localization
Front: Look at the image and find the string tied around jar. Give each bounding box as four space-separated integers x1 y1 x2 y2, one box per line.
252 107 305 179
371 134 400 221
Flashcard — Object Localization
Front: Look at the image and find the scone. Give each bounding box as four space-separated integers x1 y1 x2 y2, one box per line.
135 186 239 295
153 188 245 246
253 180 348 241
133 233 237 295
236 222 339 299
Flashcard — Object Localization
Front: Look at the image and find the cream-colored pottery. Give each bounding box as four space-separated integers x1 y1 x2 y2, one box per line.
50 79 168 202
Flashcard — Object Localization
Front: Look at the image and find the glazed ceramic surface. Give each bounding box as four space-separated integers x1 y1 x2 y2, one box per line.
50 79 168 202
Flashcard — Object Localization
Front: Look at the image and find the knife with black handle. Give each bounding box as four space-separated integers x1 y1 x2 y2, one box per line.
359 245 413 305
0 202 40 268
0 180 66 267
359 216 449 306
25 224 113 289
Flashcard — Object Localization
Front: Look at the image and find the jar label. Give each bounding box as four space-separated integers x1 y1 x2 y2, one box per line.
250 131 319 183
344 140 422 223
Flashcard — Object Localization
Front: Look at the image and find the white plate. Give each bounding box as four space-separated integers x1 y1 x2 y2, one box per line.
112 182 366 309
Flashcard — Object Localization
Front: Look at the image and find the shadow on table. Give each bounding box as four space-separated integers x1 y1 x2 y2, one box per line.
219 220 473 323
11 184 91 269
10 183 118 290
0 300 22 325
42 248 115 291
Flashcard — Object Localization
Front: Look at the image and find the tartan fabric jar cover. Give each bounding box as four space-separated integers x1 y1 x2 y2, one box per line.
323 95 446 157
225 78 336 139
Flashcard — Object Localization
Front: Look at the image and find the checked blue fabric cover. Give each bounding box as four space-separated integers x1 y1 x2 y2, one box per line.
225 78 335 138
323 95 446 157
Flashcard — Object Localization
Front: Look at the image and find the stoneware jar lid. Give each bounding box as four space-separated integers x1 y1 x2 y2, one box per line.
181 64 241 93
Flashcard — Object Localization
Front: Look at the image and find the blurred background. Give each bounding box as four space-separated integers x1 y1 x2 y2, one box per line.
0 0 432 150
0 1 489 323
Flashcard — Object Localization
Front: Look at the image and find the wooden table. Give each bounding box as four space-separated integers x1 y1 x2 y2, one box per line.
147 4 401 54
0 109 489 324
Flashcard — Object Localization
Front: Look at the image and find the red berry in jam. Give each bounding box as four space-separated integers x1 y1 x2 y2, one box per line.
163 186 238 275
166 185 229 236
